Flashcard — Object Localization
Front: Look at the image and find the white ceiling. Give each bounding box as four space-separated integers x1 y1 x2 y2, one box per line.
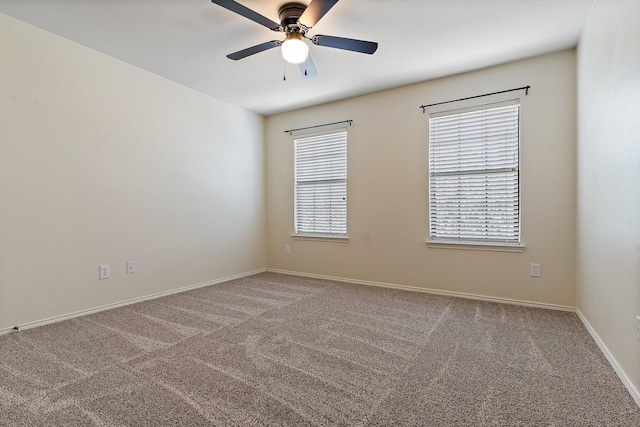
1 0 595 116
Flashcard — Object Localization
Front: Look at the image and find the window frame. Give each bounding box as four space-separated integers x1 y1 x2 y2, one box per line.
427 98 523 250
292 127 348 240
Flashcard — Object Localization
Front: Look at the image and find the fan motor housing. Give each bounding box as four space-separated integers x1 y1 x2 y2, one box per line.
279 2 306 29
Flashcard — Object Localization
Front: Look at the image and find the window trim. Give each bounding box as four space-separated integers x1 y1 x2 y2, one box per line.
293 127 348 239
427 98 522 248
426 240 525 252
291 234 349 242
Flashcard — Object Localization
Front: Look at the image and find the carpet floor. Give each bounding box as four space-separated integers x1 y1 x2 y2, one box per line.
1 272 638 426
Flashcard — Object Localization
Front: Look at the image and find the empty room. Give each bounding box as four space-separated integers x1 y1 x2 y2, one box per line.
1 0 639 425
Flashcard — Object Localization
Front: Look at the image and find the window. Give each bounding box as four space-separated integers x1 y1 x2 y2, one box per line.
294 129 347 238
428 100 520 245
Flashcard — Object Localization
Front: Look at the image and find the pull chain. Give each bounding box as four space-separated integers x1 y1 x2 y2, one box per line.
283 57 286 81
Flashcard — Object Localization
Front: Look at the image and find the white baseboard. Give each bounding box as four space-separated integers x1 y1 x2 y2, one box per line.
0 268 266 336
576 309 640 409
266 268 575 312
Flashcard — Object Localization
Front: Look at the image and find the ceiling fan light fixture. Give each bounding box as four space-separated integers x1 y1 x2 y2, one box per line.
281 32 308 64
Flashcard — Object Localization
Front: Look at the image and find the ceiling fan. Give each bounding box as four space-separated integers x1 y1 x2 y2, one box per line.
210 0 378 78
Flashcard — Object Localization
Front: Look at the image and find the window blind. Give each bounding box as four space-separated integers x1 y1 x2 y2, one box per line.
429 101 520 244
294 129 347 237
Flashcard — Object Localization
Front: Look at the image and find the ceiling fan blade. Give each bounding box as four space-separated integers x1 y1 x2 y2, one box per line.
312 35 378 54
211 0 281 31
298 54 318 78
298 0 339 28
227 40 281 60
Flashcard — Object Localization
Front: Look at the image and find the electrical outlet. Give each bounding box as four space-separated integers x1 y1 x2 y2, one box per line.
127 261 136 274
285 245 291 255
530 263 541 277
636 316 640 343
99 265 110 280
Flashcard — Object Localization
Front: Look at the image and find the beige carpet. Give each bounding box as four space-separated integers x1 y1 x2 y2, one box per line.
1 272 638 426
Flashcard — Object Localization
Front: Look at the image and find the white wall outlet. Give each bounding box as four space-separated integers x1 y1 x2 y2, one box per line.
285 245 291 255
530 263 541 277
636 316 640 343
127 261 136 274
99 265 110 280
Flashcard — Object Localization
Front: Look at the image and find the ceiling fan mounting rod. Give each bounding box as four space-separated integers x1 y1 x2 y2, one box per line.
278 2 309 35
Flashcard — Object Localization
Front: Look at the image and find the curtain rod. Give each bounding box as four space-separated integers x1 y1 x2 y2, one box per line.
284 119 353 135
419 85 530 113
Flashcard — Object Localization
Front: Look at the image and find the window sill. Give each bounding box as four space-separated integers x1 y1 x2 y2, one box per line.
426 240 524 253
292 234 349 243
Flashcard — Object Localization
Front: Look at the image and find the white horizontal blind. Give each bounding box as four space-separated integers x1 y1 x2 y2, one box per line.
429 101 520 243
294 129 347 236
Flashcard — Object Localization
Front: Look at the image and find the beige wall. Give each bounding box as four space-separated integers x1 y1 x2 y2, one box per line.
577 0 640 400
0 15 266 331
266 50 577 308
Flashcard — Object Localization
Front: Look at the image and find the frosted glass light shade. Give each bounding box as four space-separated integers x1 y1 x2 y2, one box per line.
281 33 308 64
